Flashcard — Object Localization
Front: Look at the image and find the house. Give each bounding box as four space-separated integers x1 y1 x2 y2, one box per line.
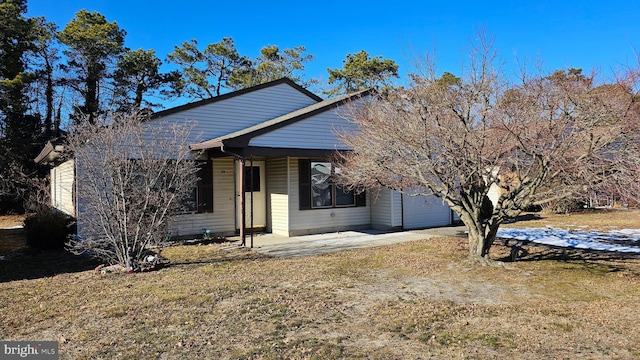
35 78 453 239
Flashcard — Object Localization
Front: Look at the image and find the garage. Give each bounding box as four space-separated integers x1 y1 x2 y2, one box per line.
402 193 452 229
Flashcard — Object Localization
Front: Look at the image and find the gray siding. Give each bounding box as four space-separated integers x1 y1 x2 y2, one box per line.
51 159 75 216
170 157 236 237
391 190 403 227
152 83 319 144
371 188 402 230
249 110 358 150
266 157 289 235
288 157 370 236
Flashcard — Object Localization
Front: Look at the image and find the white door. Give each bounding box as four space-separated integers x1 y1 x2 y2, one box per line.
402 193 451 229
236 160 266 229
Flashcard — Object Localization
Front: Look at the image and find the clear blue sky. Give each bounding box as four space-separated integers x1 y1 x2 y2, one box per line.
26 0 640 101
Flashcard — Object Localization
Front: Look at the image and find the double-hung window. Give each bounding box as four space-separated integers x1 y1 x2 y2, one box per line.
298 159 365 210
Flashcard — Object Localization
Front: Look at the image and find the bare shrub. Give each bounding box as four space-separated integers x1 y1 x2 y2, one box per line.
65 111 199 271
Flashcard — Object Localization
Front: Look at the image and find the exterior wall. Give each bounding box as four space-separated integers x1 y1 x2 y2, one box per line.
391 191 403 227
170 157 236 237
370 188 402 230
287 157 370 236
249 109 359 150
152 83 319 144
51 159 75 216
266 157 289 236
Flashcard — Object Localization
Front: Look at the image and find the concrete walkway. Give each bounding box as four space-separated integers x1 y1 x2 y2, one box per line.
229 226 467 258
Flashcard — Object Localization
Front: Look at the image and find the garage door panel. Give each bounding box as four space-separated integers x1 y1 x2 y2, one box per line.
402 194 451 229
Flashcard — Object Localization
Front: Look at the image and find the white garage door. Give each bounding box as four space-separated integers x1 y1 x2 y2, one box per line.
402 194 451 229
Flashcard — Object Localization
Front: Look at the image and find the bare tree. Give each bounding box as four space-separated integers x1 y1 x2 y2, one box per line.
65 111 199 271
336 36 640 264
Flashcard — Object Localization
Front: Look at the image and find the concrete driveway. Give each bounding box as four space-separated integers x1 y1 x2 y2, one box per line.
233 226 467 258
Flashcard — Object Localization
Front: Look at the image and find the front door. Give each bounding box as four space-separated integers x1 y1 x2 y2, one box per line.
236 160 266 229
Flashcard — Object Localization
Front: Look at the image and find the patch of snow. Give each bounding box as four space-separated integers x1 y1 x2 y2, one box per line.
497 227 640 253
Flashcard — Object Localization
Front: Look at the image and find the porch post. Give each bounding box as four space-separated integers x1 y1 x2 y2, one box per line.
250 157 254 249
238 158 246 247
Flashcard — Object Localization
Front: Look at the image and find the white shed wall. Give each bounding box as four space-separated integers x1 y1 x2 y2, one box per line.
51 159 75 216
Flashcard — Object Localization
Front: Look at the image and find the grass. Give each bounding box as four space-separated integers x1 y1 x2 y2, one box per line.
1 209 640 359
503 207 640 231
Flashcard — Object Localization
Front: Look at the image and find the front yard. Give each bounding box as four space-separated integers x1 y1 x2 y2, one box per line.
1 209 639 359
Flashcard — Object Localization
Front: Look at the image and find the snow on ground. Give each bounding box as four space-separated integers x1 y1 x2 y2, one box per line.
497 227 640 253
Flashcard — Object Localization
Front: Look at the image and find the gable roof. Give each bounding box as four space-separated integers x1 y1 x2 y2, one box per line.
151 78 323 119
190 89 370 150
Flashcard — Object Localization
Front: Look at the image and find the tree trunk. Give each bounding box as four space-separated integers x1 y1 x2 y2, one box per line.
44 60 54 137
462 213 501 264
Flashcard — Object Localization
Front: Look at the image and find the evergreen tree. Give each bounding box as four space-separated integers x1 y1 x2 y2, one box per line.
167 37 250 99
229 45 316 90
28 16 62 137
0 0 39 212
0 0 33 129
113 48 179 112
58 10 125 124
325 50 398 96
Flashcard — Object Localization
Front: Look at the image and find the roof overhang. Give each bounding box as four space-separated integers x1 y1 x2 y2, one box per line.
34 139 66 164
190 139 223 151
205 146 345 158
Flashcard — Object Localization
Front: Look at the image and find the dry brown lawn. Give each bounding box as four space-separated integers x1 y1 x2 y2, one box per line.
0 214 28 256
1 209 639 359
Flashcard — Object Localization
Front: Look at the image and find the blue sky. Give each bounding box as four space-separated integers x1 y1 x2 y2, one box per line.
26 0 640 100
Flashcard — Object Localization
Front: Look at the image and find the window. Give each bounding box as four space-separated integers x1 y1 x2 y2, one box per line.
187 160 213 213
299 159 365 210
311 162 333 207
243 166 260 192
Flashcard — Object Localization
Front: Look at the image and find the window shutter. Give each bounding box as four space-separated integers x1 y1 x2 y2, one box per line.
298 159 311 210
197 160 213 213
356 191 366 207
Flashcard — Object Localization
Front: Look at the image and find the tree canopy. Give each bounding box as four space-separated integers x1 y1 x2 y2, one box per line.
228 45 316 90
325 50 399 96
168 39 317 98
167 37 249 99
58 9 126 123
0 0 40 213
113 48 179 112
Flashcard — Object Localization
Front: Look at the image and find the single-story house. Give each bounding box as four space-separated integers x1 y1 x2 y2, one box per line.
35 78 454 239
